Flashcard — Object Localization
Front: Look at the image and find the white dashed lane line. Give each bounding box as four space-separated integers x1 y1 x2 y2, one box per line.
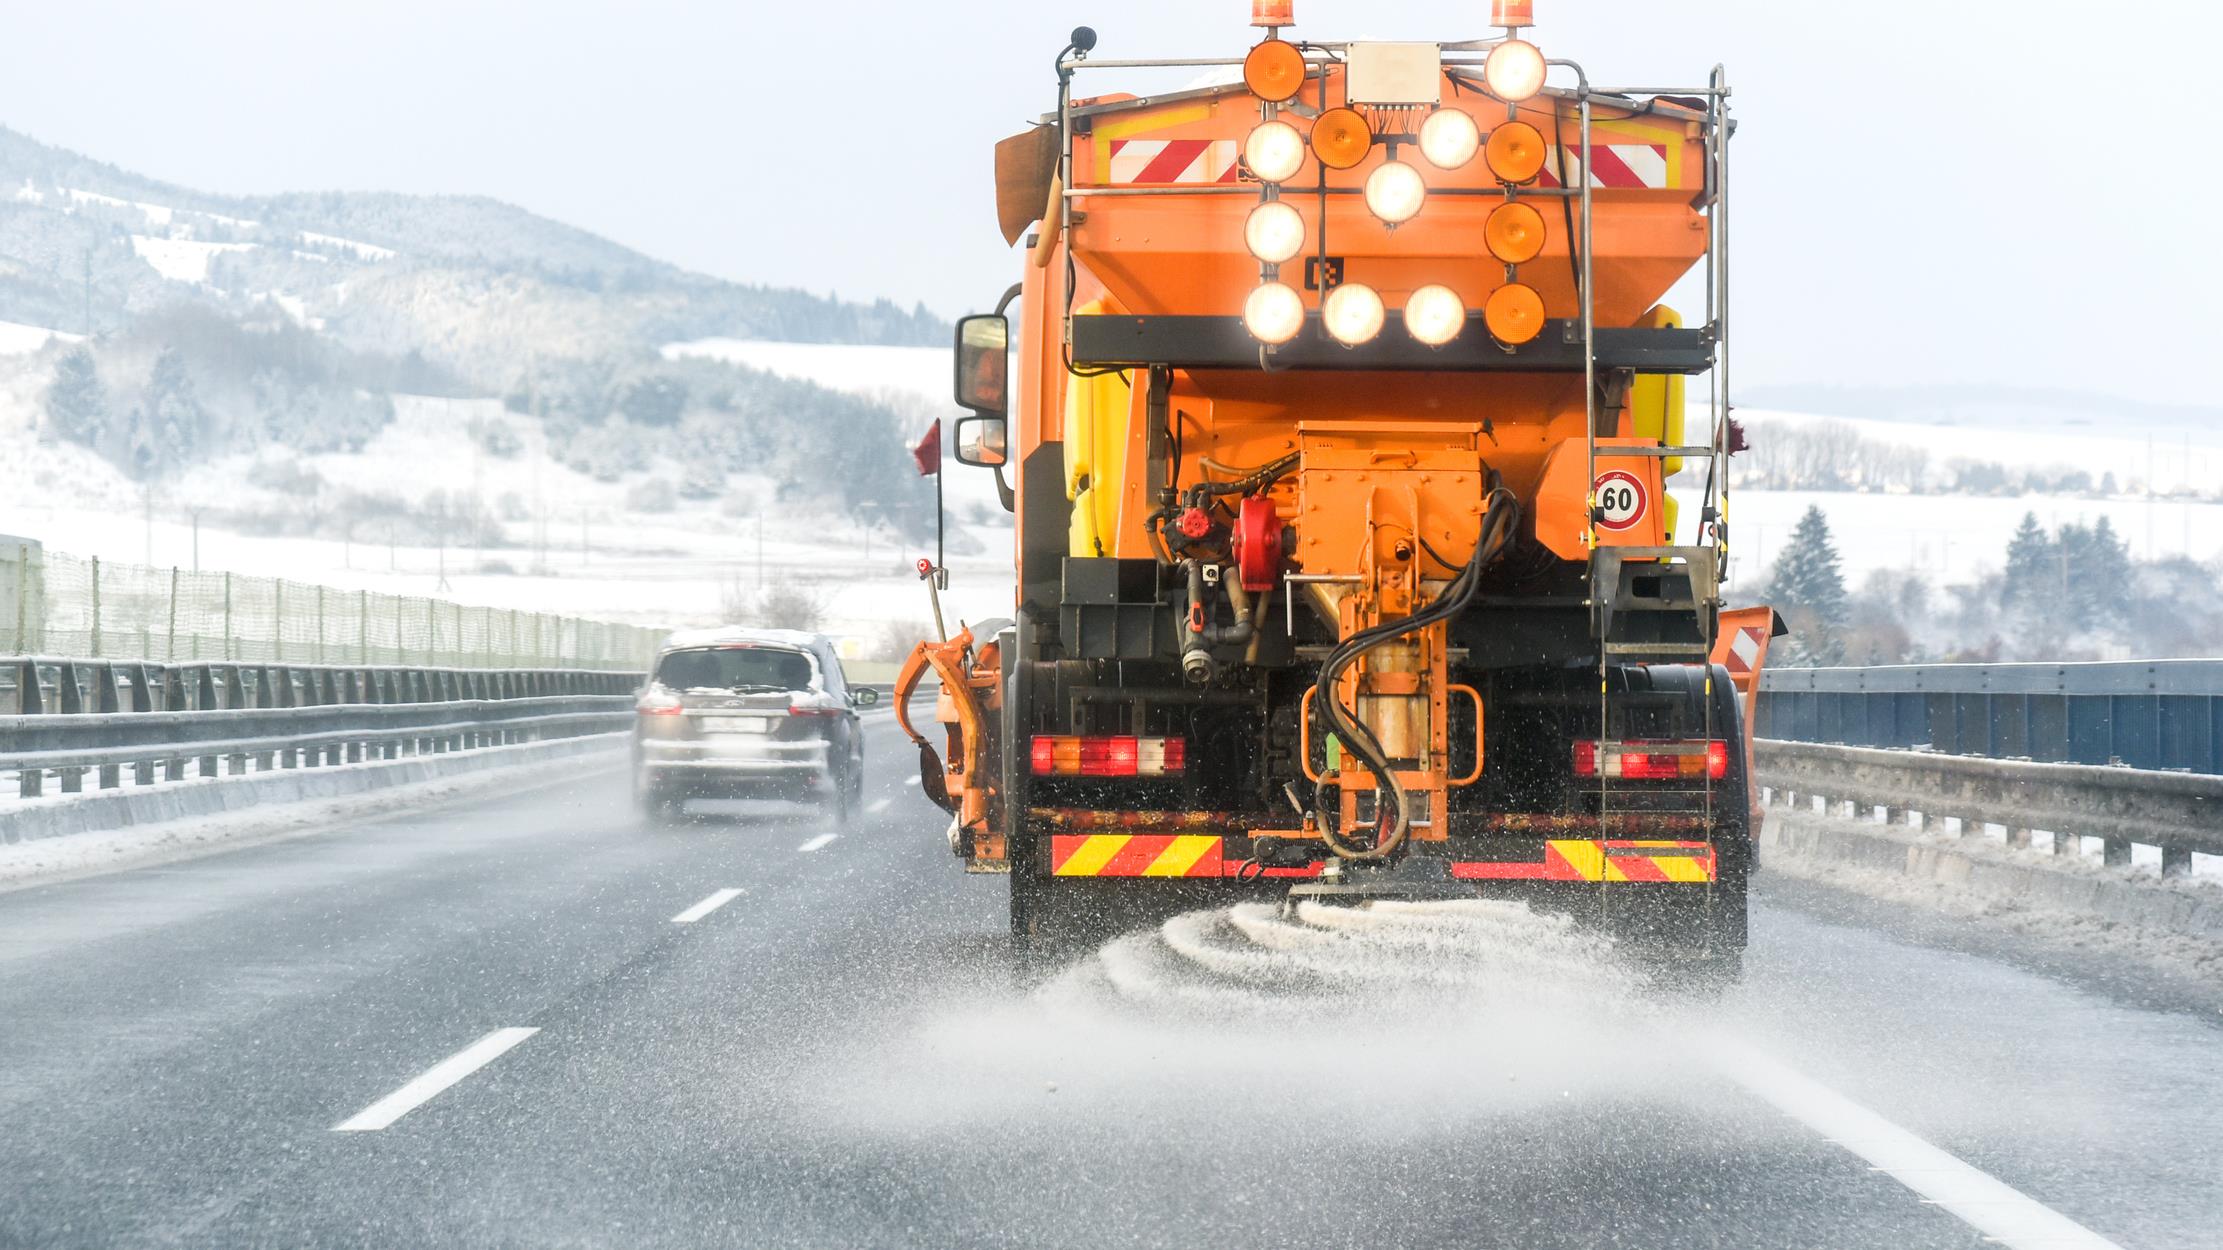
902 775 921 787
670 888 744 924
333 1028 539 1132
797 833 838 853
866 797 893 815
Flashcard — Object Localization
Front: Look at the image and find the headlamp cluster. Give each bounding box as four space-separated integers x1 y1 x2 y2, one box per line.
1235 32 1554 349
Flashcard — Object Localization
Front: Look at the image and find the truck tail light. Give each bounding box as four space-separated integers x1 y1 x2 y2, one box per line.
1030 735 1187 778
1573 740 1727 781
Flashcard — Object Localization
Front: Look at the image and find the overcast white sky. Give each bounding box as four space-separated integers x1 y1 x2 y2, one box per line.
3 1 2218 404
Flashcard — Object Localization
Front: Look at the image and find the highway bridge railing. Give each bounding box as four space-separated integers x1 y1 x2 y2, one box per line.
1759 661 2223 776
1 655 640 801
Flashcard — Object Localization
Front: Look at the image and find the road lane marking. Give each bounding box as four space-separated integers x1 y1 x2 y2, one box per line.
1714 1041 2124 1250
867 797 893 814
798 833 838 853
903 774 921 786
670 888 744 924
333 1028 538 1132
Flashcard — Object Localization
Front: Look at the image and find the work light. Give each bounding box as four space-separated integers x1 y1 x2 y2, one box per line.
1418 108 1480 170
1484 39 1546 102
1322 283 1385 346
1364 160 1426 225
1244 282 1306 345
1244 120 1306 184
1244 201 1306 264
1404 285 1466 346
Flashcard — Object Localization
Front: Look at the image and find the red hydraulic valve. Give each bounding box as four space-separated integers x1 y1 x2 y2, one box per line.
1232 496 1283 592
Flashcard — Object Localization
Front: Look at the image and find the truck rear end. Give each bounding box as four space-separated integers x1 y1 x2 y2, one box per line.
899 2 1779 979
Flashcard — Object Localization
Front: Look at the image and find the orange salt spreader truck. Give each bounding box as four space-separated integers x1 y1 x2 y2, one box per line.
896 1 1784 978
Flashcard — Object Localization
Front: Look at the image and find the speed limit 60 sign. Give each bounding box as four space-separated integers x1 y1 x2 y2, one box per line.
1592 470 1649 532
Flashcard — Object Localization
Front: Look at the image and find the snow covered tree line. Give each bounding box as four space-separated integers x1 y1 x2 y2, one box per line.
1743 505 2217 666
1731 417 2168 500
505 355 936 538
38 304 405 475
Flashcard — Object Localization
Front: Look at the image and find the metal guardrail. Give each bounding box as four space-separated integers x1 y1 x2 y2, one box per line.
1 656 641 800
1 546 663 671
1753 739 2217 878
1759 661 2223 776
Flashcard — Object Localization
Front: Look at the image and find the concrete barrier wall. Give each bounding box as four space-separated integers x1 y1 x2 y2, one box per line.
1759 806 2223 942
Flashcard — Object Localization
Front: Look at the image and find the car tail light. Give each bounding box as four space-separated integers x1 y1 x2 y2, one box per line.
788 704 843 718
1573 740 1728 781
1030 735 1187 778
637 691 684 717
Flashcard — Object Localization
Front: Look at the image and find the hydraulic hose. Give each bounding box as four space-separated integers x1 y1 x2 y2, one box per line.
1310 486 1520 860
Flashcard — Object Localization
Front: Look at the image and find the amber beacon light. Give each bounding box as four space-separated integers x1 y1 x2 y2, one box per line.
1484 200 1546 264
1484 283 1545 345
1485 121 1547 184
1252 0 1295 26
1310 107 1374 170
1244 39 1306 102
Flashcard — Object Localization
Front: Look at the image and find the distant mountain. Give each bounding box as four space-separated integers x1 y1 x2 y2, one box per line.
0 125 943 535
0 124 944 382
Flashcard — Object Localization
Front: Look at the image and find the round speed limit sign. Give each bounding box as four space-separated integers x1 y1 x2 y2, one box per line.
1593 470 1649 532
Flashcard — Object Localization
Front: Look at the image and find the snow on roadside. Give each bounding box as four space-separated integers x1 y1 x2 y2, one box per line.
0 743 624 894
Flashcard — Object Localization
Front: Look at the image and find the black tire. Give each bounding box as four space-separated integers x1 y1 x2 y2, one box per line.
826 758 859 826
632 764 676 824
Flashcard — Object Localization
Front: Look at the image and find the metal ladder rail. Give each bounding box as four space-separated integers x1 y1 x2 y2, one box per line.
1574 66 1733 929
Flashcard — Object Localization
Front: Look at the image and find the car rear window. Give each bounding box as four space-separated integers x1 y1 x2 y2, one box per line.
655 646 814 693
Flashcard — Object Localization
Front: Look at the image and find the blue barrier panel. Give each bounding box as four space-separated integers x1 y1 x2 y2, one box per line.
1759 661 2223 777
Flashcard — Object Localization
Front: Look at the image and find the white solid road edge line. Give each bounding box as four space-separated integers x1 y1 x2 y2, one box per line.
797 833 838 853
1713 1040 2125 1250
670 887 744 924
333 1027 539 1133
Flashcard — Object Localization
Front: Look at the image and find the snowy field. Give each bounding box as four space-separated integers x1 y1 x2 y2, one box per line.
2 336 2217 662
0 344 1017 661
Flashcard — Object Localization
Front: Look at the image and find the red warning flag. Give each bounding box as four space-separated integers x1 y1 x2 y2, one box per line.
911 419 942 476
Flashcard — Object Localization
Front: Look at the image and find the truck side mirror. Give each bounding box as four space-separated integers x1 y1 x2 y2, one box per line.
954 314 1009 416
953 314 1010 469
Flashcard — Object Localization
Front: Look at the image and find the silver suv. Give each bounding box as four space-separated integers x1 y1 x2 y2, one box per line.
631 628 877 823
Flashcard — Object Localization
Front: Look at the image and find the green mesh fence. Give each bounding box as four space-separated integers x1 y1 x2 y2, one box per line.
0 549 659 671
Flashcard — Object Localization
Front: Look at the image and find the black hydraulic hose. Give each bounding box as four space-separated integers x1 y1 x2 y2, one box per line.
1190 452 1300 498
1310 488 1521 860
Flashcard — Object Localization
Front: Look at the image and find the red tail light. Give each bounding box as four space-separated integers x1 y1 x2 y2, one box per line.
788 705 843 718
1030 735 1187 778
637 692 684 717
1573 740 1728 781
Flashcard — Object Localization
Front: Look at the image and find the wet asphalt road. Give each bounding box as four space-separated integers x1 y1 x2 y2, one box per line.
1 713 2217 1249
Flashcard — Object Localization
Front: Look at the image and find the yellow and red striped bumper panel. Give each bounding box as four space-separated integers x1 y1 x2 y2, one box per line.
1451 840 1716 883
1045 836 1713 882
1050 834 1226 878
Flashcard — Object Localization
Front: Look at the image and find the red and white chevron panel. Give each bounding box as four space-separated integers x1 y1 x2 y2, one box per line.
1538 143 1670 189
1107 139 1241 185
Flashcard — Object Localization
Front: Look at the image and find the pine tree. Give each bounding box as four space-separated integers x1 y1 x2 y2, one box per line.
43 348 108 445
1766 505 1848 665
2000 513 2053 609
142 347 205 474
